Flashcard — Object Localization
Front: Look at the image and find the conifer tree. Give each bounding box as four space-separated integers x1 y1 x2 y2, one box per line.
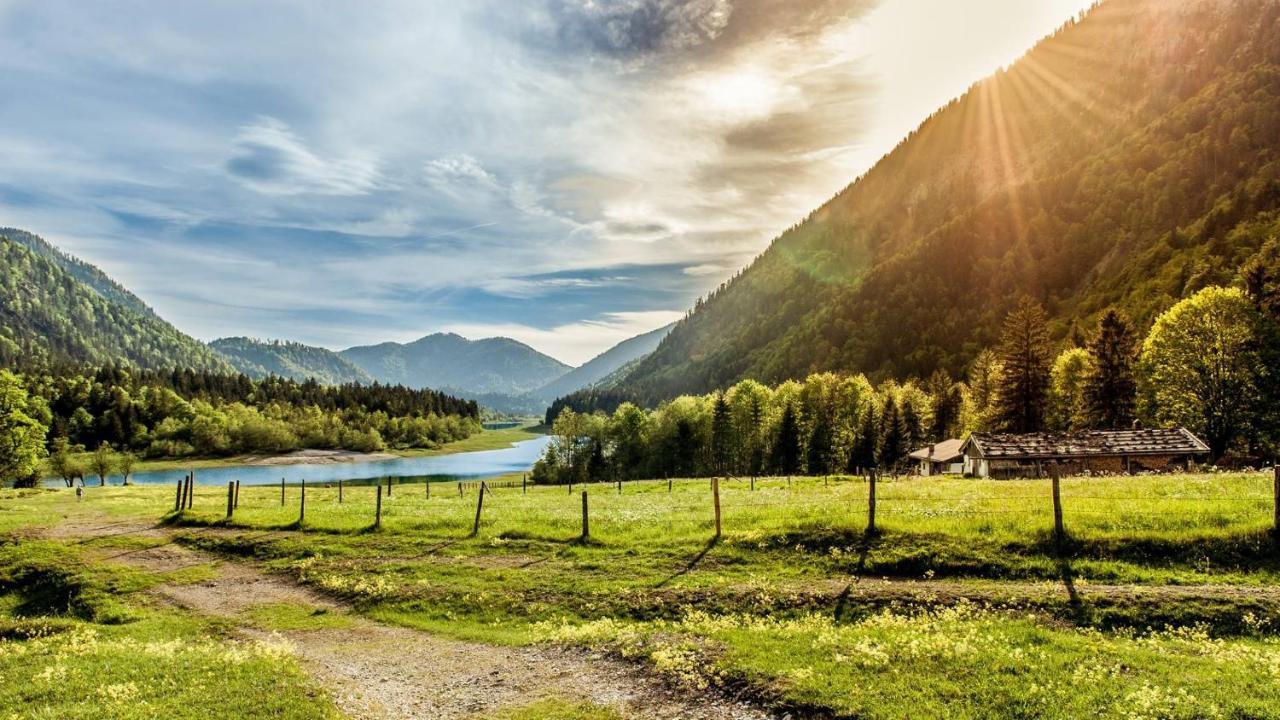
848 405 878 473
994 297 1052 433
879 395 907 472
1084 309 1138 429
771 404 801 475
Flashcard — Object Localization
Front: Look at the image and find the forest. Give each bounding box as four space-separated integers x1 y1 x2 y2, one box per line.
608 0 1280 405
0 365 480 486
534 244 1280 484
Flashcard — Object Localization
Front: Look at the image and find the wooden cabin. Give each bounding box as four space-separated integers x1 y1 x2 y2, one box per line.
908 439 965 476
961 428 1209 479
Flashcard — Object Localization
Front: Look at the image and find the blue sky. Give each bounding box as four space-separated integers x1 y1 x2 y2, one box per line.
0 0 1091 364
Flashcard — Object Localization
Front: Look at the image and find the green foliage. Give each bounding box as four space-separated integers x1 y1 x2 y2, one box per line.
1048 348 1095 432
0 370 47 486
1140 287 1261 456
610 0 1280 405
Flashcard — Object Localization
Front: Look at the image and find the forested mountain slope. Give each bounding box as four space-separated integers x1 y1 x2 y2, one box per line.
340 333 571 396
210 337 373 385
615 0 1280 404
0 232 232 373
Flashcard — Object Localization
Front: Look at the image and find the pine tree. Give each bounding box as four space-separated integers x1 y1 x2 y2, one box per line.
848 405 878 473
771 404 801 475
709 392 733 474
994 297 1052 433
927 370 961 440
878 395 907 472
806 410 833 475
1084 309 1138 429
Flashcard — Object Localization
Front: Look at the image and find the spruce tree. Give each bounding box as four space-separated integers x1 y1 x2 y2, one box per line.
709 392 733 474
994 297 1052 433
1083 309 1138 429
879 395 907 472
806 410 833 475
848 405 878 473
771 404 802 475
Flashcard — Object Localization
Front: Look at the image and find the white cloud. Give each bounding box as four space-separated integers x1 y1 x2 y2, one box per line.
225 117 381 196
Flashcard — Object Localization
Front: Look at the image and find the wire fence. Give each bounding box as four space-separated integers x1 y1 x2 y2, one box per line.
153 469 1280 543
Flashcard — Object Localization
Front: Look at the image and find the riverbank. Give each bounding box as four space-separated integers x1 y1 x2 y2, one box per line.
42 424 547 479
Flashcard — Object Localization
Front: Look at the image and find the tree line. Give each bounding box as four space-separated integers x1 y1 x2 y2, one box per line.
0 365 481 486
534 250 1280 484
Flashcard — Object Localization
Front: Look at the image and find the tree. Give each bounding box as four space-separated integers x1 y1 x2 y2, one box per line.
1084 309 1138 429
878 395 907 473
1140 286 1260 458
771 404 801 475
806 410 834 476
927 370 962 440
709 393 734 475
0 370 47 487
1047 348 1095 431
848 405 879 473
967 349 1003 432
993 297 1052 433
48 436 84 488
90 442 116 486
118 451 137 486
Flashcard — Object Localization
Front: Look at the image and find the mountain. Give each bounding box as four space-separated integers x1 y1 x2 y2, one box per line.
0 229 232 373
534 322 674 401
612 0 1280 404
209 337 373 385
340 333 571 396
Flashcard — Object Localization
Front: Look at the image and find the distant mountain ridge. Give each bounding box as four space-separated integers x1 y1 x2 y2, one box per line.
340 333 571 396
0 229 232 373
535 322 674 401
210 337 373 385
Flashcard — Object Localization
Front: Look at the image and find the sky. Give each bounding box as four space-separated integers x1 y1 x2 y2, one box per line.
0 0 1094 365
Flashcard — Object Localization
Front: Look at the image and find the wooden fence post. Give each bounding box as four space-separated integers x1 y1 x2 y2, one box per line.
226 481 235 519
375 485 382 529
523 474 527 494
471 481 487 536
458 482 463 498
174 479 183 512
617 478 622 495
338 479 344 503
713 476 722 539
581 490 589 539
234 480 240 510
186 473 194 509
1051 463 1065 542
280 478 285 507
867 469 877 534
668 477 672 493
425 480 431 499
387 477 392 498
750 476 755 492
299 479 306 525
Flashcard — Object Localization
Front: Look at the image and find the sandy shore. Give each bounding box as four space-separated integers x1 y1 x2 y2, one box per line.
237 449 399 466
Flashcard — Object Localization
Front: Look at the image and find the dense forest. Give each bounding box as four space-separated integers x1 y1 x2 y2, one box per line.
602 0 1280 405
210 337 374 386
536 247 1280 483
0 232 231 373
0 364 481 485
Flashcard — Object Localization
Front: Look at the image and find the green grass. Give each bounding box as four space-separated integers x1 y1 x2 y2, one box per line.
2 471 1279 717
478 699 625 720
0 538 338 719
243 602 353 631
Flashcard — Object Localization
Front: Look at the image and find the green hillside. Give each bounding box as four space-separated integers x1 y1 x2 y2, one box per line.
210 336 373 385
615 0 1280 404
0 232 231 373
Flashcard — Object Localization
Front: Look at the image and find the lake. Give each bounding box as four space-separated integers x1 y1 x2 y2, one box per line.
107 436 551 487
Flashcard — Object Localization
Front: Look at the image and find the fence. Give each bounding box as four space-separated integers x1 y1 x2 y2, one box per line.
162 467 1280 545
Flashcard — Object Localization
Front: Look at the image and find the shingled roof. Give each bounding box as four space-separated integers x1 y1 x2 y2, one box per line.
908 438 966 462
963 428 1209 460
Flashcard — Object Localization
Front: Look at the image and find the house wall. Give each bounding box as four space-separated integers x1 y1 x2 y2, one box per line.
965 453 1191 478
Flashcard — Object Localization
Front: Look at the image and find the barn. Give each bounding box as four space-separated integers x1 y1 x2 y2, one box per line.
961 428 1209 479
908 439 966 476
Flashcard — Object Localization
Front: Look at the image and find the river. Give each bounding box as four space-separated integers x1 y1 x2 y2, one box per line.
106 436 551 487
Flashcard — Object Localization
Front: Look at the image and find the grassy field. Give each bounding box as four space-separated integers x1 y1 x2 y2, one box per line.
40 423 546 478
2 471 1278 718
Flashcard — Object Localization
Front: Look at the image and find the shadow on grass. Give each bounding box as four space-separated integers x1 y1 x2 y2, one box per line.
654 536 719 588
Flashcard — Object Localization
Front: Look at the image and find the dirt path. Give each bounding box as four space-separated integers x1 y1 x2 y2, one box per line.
46 518 776 720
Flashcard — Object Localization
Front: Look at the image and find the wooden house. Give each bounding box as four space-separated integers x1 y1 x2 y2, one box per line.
961 428 1209 479
908 439 966 476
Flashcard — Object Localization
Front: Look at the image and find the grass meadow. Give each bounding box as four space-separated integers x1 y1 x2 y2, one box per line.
2 471 1278 718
